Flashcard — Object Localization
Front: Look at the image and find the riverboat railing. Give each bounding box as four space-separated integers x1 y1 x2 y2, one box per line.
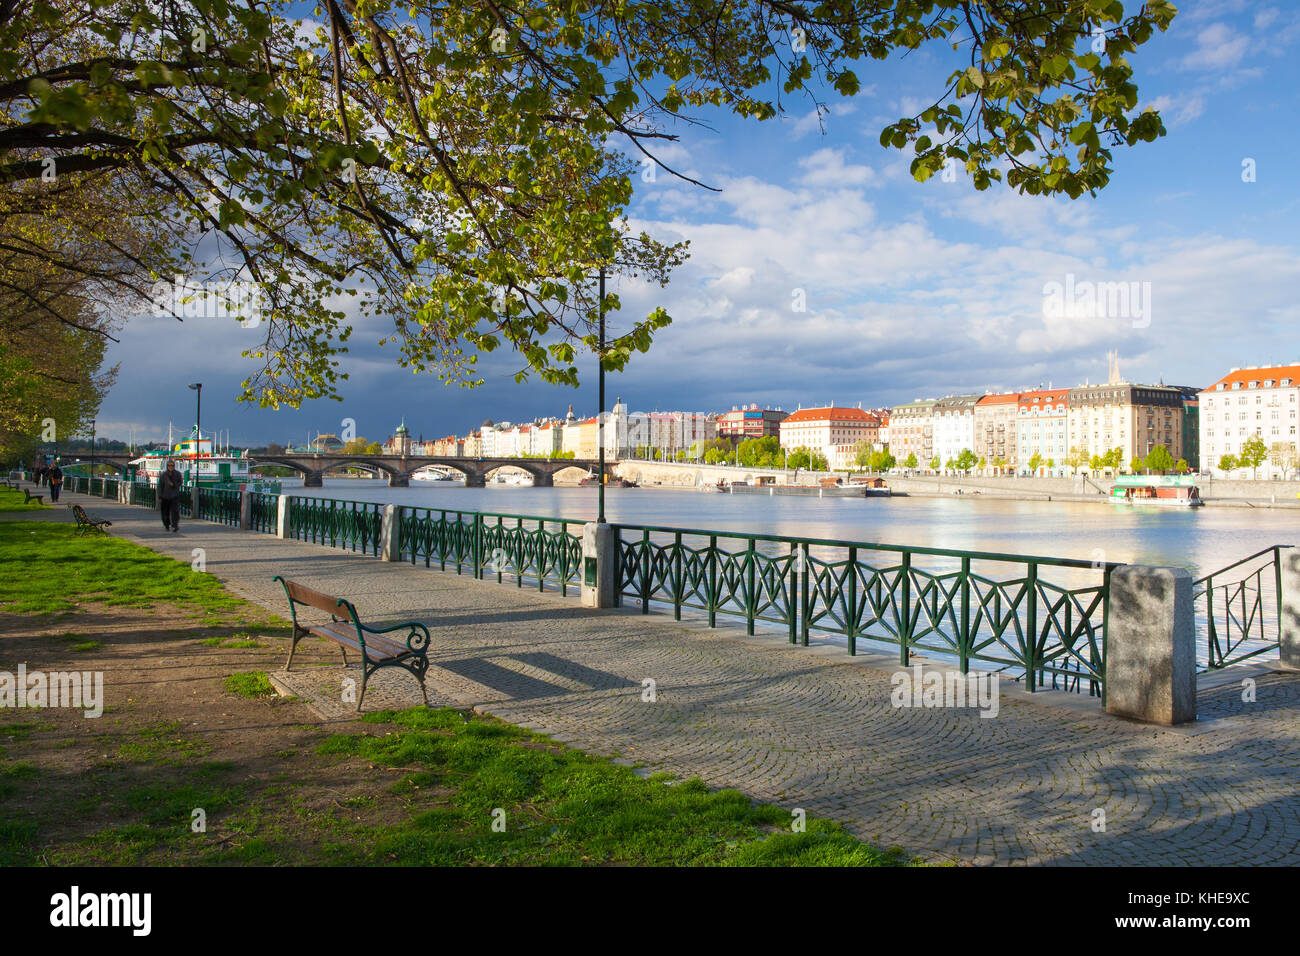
398 507 585 595
611 524 1114 695
1193 545 1291 670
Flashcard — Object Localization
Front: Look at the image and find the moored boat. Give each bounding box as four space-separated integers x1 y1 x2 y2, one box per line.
1109 475 1203 508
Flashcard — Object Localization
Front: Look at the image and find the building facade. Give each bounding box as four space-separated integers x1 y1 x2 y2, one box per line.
931 394 980 469
889 399 937 468
1017 389 1070 474
778 406 878 462
1199 364 1300 478
973 393 1019 471
716 404 788 440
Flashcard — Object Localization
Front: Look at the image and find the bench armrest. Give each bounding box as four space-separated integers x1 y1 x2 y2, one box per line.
360 620 431 655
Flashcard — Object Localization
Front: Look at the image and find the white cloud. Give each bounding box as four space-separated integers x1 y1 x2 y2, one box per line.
1177 22 1250 72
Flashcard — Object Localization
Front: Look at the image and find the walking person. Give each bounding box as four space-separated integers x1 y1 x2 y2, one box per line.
158 459 182 532
47 463 63 502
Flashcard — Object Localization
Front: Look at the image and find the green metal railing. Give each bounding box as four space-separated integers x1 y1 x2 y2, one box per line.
1194 545 1291 670
134 484 156 508
287 496 382 554
611 524 1115 695
199 488 242 526
250 492 278 533
398 507 584 594
102 477 118 499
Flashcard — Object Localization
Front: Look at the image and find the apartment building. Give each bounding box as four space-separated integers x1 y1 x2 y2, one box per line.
931 394 981 468
973 393 1019 471
1199 364 1300 478
778 405 878 461
1017 389 1070 474
889 399 937 467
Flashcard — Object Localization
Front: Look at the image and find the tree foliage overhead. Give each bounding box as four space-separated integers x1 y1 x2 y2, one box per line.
2 0 1177 407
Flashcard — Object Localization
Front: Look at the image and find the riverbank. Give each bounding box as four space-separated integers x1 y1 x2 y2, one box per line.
0 507 904 866
8 486 1299 866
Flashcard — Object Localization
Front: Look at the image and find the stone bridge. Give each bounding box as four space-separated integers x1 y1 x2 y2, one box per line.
67 453 601 488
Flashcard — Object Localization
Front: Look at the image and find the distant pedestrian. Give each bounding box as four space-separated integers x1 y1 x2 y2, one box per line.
158 460 182 532
48 464 63 502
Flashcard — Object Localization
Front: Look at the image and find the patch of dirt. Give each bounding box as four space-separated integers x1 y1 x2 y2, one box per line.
0 602 441 864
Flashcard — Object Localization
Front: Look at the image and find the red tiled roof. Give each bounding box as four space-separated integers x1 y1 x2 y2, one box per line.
977 393 1019 405
1206 365 1300 390
781 406 875 424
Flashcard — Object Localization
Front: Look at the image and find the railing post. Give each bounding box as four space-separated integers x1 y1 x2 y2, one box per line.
239 490 252 531
708 534 718 628
673 532 683 621
581 521 616 609
1026 563 1039 692
1280 549 1300 671
788 543 798 645
1105 565 1196 725
845 545 857 655
746 538 757 636
276 495 291 539
380 505 400 562
640 528 651 614
959 556 971 674
473 513 482 579
800 543 810 647
899 552 912 666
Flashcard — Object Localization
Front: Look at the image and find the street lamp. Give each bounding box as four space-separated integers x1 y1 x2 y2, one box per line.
597 266 606 524
188 383 202 493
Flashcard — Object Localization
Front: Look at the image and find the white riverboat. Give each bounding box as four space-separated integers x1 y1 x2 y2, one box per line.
128 435 278 493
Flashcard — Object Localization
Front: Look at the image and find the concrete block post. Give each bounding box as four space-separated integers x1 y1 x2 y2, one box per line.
239 490 252 531
380 505 400 562
1279 550 1300 671
581 522 616 609
276 495 291 539
1105 565 1196 725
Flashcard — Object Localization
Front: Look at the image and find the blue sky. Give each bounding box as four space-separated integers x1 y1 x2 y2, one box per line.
98 0 1300 447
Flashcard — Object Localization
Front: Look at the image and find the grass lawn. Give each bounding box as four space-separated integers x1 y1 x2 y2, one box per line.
0 487 50 513
0 520 245 615
0 512 915 866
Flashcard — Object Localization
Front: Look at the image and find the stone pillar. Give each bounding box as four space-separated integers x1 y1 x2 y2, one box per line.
463 471 486 488
1105 565 1196 725
533 471 554 487
239 490 252 531
1280 550 1300 671
191 483 200 519
302 471 323 488
581 522 616 609
388 474 410 488
380 505 400 562
276 495 291 538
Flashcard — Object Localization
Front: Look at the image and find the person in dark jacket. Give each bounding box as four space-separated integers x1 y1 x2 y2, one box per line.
158 460 183 532
48 464 63 502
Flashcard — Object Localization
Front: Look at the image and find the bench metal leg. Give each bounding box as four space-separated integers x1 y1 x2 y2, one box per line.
284 625 307 671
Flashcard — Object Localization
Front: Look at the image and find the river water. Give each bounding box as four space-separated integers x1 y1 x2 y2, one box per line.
283 478 1299 577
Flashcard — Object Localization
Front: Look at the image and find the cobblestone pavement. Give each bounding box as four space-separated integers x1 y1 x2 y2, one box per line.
19 490 1300 865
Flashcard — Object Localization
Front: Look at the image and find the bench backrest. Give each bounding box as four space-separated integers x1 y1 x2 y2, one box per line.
274 576 358 624
71 504 89 520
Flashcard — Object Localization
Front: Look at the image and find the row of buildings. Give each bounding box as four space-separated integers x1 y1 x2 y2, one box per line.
346 358 1299 481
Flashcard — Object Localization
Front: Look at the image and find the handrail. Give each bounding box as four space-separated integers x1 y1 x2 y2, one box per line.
1192 545 1291 586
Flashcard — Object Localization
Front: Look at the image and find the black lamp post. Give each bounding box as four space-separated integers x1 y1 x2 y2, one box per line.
189 383 202 494
90 418 95 474
597 266 606 525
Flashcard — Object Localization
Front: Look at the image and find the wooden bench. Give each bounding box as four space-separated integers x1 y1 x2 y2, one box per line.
274 576 432 711
22 488 44 505
70 504 111 536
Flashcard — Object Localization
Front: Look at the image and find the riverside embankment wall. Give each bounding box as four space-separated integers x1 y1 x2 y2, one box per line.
613 460 1300 505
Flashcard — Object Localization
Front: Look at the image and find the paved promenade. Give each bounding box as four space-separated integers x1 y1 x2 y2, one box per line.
24 489 1300 865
